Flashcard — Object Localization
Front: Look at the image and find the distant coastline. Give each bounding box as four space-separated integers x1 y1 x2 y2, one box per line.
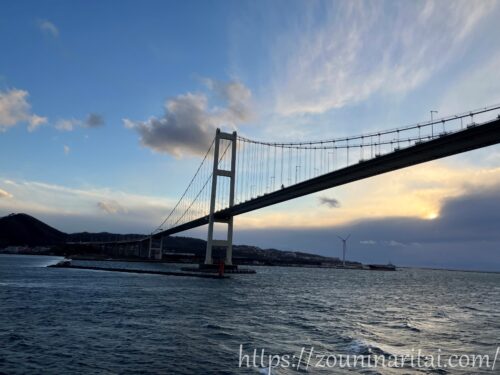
2 253 499 275
2 213 500 273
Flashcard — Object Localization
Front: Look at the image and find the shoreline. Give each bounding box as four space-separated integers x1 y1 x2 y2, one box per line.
1 253 498 274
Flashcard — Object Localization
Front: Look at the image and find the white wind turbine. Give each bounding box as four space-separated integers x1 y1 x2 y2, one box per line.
337 234 351 268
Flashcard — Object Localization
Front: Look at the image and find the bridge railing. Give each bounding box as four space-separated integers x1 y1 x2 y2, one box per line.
234 104 500 205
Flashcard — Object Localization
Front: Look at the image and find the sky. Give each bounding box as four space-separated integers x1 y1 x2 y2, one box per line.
1 0 500 270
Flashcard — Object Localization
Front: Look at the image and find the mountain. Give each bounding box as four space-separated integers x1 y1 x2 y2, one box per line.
0 213 67 246
0 214 147 247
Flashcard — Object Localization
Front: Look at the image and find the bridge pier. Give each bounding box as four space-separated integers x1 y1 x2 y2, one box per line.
205 129 237 266
148 236 163 260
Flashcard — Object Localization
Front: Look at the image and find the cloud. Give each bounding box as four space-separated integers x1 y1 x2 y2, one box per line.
97 200 126 214
387 240 405 247
0 177 174 233
55 118 80 131
85 113 104 128
360 240 376 245
318 196 340 208
55 113 104 131
27 116 47 132
271 1 495 115
203 78 253 123
63 145 70 155
233 159 500 233
0 189 13 199
346 185 500 246
124 80 253 157
37 19 59 38
234 184 500 270
0 88 47 132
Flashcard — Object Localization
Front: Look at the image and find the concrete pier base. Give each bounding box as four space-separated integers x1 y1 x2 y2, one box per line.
180 264 256 274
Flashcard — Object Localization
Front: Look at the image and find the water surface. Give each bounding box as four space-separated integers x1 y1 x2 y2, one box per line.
1 255 499 374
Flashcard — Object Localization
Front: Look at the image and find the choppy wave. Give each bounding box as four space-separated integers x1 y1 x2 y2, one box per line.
0 255 499 374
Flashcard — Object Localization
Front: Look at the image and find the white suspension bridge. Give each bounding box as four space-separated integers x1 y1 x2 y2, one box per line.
73 104 500 266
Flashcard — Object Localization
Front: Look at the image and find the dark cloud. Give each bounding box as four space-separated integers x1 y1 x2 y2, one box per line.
124 80 253 157
318 196 340 208
233 185 500 271
85 113 104 128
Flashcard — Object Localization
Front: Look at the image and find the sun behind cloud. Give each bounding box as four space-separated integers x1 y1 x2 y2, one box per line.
424 212 439 220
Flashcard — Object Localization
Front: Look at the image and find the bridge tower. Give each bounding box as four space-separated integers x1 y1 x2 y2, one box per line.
204 129 237 265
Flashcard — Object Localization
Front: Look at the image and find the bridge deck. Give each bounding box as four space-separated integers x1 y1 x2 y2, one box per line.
153 117 500 238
